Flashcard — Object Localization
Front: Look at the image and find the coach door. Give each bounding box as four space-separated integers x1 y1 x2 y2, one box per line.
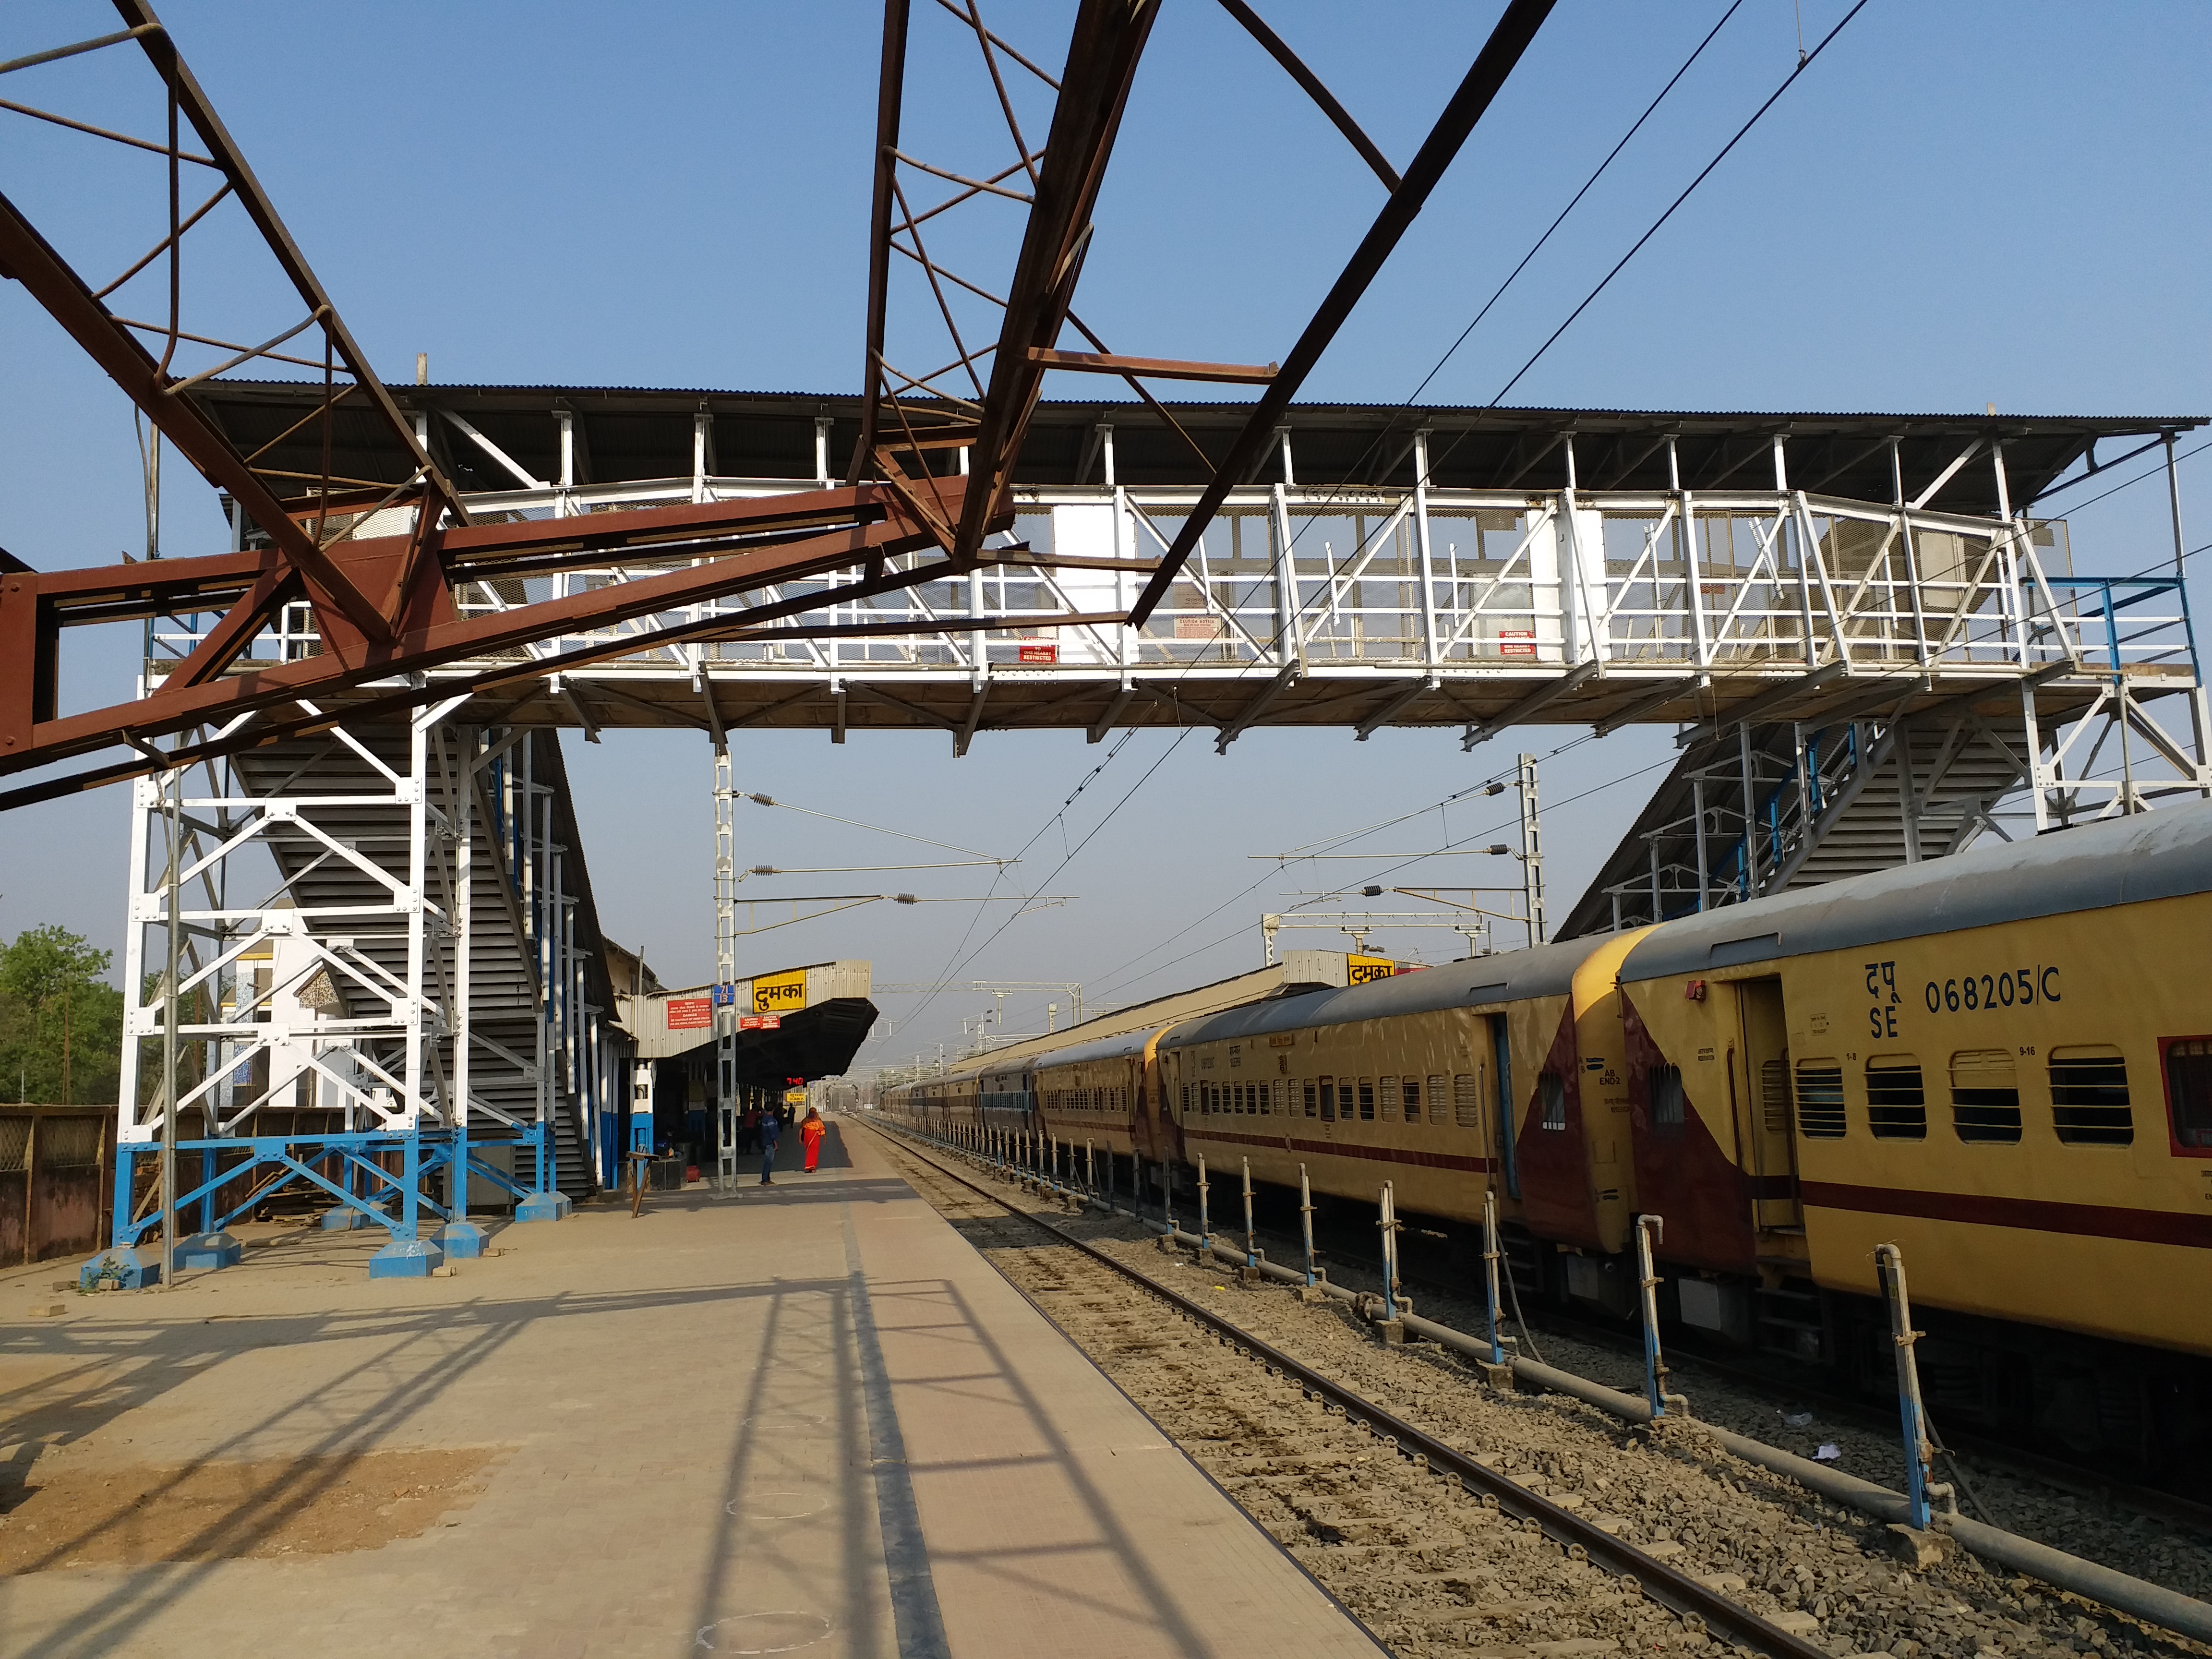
1735 978 1803 1229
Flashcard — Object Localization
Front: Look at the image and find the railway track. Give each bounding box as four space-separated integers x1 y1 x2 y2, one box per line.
868 1120 2151 1659
1287 1206 2212 1563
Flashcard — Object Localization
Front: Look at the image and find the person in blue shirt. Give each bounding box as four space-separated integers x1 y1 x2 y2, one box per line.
758 1107 780 1185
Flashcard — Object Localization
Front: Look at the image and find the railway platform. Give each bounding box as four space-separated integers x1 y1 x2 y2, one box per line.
0 1118 1381 1659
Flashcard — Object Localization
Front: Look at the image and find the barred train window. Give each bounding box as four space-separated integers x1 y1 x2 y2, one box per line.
1320 1079 1336 1121
1403 1078 1421 1119
1379 1076 1399 1122
1794 1061 1846 1138
1303 1080 1319 1118
1650 1064 1685 1130
1453 1073 1480 1129
1950 1050 2021 1144
1538 1072 1567 1131
2049 1046 2131 1146
1358 1079 1376 1120
2167 1039 2212 1150
1429 1075 1449 1126
1760 1060 1791 1134
1865 1057 1926 1140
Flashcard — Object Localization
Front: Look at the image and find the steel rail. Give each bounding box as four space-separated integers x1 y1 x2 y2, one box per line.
1422 1268 2212 1539
865 1120 1833 1659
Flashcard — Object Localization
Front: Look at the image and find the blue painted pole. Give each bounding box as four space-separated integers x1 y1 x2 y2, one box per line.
1241 1157 1257 1271
400 1130 420 1242
1379 1182 1399 1322
1299 1164 1317 1287
1877 1243 1937 1530
1482 1188 1506 1365
1635 1214 1671 1419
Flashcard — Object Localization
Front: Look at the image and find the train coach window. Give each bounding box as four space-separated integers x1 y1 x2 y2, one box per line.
1402 1078 1421 1120
1950 1050 2022 1144
1181 1085 1190 1115
1429 1075 1449 1126
1650 1064 1685 1131
1358 1080 1376 1120
1304 1080 1319 1117
1865 1058 1927 1139
1380 1076 1399 1122
1538 1073 1567 1131
2049 1046 2132 1146
1320 1079 1337 1121
1794 1062 1846 1138
2165 1039 2212 1150
1455 1073 1483 1129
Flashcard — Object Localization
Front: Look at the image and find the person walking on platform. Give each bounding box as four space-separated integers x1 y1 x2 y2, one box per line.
800 1106 824 1174
757 1107 780 1185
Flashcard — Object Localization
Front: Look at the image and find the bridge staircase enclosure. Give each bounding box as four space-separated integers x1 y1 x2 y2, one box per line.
105 707 618 1281
1562 648 2212 938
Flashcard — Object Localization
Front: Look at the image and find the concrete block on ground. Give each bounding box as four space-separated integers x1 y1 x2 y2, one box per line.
515 1191 572 1224
439 1220 490 1259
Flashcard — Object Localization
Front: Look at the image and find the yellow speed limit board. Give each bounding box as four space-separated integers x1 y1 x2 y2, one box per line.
752 969 808 1015
1347 954 1399 985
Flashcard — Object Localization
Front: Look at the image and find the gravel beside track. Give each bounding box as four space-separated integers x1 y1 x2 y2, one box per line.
866 1125 2211 1659
1303 1220 2212 1604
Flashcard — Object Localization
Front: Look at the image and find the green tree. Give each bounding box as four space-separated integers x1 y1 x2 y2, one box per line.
0 925 124 1106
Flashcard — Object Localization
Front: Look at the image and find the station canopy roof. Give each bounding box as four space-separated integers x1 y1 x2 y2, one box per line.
191 382 2204 520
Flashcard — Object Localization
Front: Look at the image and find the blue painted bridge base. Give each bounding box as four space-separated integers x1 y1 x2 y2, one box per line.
369 1237 446 1279
175 1230 243 1271
107 1124 568 1279
79 1245 162 1291
515 1191 572 1224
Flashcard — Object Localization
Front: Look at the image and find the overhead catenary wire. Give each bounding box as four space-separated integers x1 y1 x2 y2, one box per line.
739 790 1009 862
893 7 1758 1032
889 3 1864 1053
888 726 1194 1037
1087 737 1677 1004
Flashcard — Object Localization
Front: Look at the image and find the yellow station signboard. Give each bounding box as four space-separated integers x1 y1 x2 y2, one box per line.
751 969 809 1016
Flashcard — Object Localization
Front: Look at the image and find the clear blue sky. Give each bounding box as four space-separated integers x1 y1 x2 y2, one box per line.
4 1 2207 1070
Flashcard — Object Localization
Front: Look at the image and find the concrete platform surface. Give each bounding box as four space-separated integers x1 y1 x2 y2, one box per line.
0 1119 1382 1659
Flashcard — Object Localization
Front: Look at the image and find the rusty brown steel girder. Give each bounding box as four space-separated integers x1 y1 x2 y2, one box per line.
1128 0 1559 626
0 481 1019 803
0 0 466 645
848 0 1176 545
945 0 1159 563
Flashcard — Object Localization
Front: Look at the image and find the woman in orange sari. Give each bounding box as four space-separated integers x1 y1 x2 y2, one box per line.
799 1106 825 1173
